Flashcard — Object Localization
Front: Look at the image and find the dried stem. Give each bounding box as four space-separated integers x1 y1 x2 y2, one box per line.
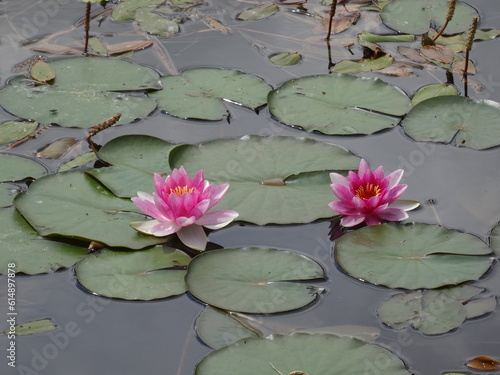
432 0 456 41
463 16 478 96
325 0 338 40
83 1 91 54
0 124 51 152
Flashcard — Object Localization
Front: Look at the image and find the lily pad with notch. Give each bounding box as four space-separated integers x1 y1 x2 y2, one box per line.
0 57 160 128
75 246 190 300
0 154 46 182
401 96 500 150
195 332 412 375
185 247 325 314
334 223 494 290
14 170 167 249
169 135 360 224
148 68 272 120
267 74 411 135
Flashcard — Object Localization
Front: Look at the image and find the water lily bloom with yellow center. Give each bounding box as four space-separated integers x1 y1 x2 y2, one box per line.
329 159 419 227
130 166 239 250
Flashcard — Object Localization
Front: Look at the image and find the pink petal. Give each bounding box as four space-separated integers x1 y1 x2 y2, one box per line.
347 170 360 185
329 173 350 188
358 159 370 178
153 173 166 193
132 195 168 221
385 184 407 203
365 215 382 226
331 184 354 203
130 219 180 237
177 225 208 250
386 169 404 189
378 208 409 222
208 184 229 207
329 201 359 216
175 216 197 227
196 210 239 229
341 215 366 227
191 169 205 188
373 165 385 182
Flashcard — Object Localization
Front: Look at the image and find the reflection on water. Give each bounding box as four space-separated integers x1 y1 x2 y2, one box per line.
1 0 500 374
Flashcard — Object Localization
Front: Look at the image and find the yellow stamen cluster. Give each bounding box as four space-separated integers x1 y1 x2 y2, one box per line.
169 185 196 196
355 184 381 200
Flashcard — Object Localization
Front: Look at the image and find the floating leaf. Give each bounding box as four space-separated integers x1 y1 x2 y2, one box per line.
135 9 180 37
111 0 165 21
0 207 88 275
490 221 500 257
203 17 230 35
169 135 360 224
380 0 479 35
195 306 260 349
149 68 272 120
358 31 415 43
0 154 46 182
451 59 476 75
106 40 153 55
268 74 411 135
334 223 493 290
58 152 97 172
0 183 21 207
75 246 190 300
269 52 301 66
5 319 58 336
88 36 108 56
185 247 325 313
36 138 79 159
402 96 500 150
236 3 278 21
14 170 167 249
411 83 458 106
420 45 454 64
464 296 497 319
30 61 55 84
0 121 38 145
195 333 412 375
87 135 177 198
466 355 500 371
0 57 160 128
321 11 361 34
398 46 429 64
332 54 394 74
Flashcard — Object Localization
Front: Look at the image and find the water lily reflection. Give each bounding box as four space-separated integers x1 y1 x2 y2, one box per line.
131 166 238 250
329 159 418 227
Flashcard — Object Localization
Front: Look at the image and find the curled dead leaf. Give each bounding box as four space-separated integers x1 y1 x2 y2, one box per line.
466 355 500 371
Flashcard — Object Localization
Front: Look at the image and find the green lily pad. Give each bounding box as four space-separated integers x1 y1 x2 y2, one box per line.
195 306 260 350
358 31 415 43
14 170 167 249
111 0 165 21
135 9 180 37
0 154 46 182
332 54 394 74
0 57 160 128
30 61 55 84
58 152 97 172
0 207 88 275
380 0 479 35
149 68 272 120
401 96 500 150
411 83 458 106
0 121 38 144
267 74 411 135
377 286 496 335
5 319 58 336
269 52 301 66
75 246 190 300
169 135 360 224
489 221 500 257
236 3 278 21
195 333 411 375
86 135 177 198
185 247 325 313
0 183 21 207
334 223 493 290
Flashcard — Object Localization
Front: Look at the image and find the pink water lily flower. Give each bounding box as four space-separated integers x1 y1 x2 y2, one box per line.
130 166 239 250
329 159 419 227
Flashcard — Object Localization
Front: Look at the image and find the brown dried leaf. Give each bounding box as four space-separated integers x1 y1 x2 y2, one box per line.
451 59 476 75
378 62 415 76
420 45 454 64
203 17 230 35
30 41 82 55
36 138 79 159
398 46 428 64
106 40 153 55
321 11 361 35
466 355 500 371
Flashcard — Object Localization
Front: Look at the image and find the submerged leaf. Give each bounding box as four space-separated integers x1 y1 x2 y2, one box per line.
236 3 278 21
332 54 393 74
5 319 58 336
135 9 180 37
269 52 301 66
36 138 79 159
0 121 38 145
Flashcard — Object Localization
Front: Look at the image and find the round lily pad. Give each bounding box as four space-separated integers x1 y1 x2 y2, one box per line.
490 221 500 257
401 96 500 150
334 223 493 289
0 154 46 182
185 247 325 313
380 0 479 35
169 135 360 224
411 83 458 106
0 207 88 275
0 121 38 145
195 333 412 375
0 57 160 128
14 170 167 249
267 74 411 135
149 68 272 120
75 246 190 300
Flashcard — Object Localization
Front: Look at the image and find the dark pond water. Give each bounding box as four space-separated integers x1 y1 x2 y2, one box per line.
1 0 500 374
